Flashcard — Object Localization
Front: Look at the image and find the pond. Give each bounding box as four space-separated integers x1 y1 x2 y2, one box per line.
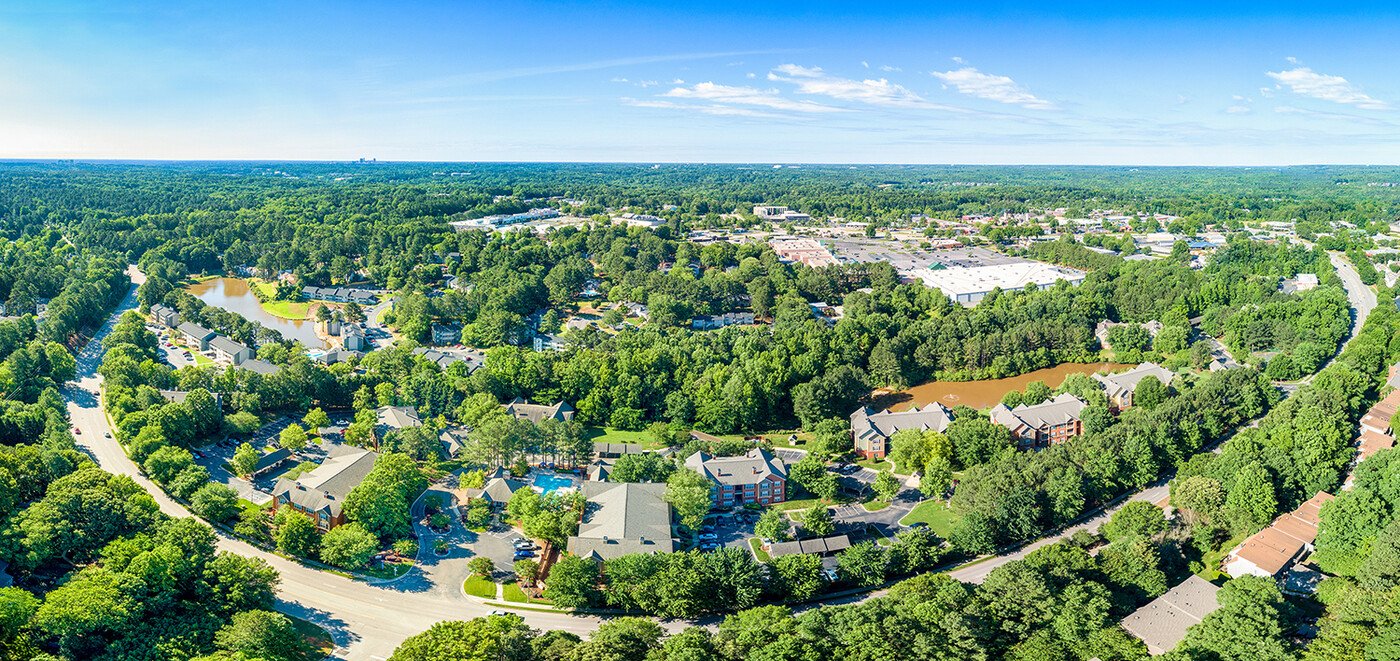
872 362 1138 411
184 277 329 349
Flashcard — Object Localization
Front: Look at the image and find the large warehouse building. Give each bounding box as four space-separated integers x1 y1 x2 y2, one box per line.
909 262 1086 304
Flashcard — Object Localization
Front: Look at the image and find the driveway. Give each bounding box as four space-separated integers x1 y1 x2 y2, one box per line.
829 486 921 539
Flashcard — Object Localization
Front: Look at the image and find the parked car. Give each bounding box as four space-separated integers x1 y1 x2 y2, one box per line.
513 539 536 550
488 610 509 617
822 569 840 582
908 522 928 530
72 427 80 435
698 542 720 551
513 550 536 559
698 533 718 541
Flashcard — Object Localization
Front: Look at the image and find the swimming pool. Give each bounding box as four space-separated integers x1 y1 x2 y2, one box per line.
532 473 575 495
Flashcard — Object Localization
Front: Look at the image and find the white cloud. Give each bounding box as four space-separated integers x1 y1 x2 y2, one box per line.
928 67 1057 110
621 97 797 119
772 64 824 78
1226 106 1251 114
767 64 939 109
662 82 845 113
1286 56 1298 64
611 77 629 83
1265 67 1391 110
861 61 869 68
638 80 658 87
952 56 965 65
669 79 684 84
880 65 901 72
746 72 755 78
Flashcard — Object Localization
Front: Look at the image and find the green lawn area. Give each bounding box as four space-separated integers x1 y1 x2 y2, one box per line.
856 456 894 470
1197 533 1246 580
868 525 893 546
463 576 497 598
749 538 771 562
899 500 960 537
287 615 335 661
862 500 891 512
583 426 654 446
502 582 552 605
192 353 214 365
264 299 312 319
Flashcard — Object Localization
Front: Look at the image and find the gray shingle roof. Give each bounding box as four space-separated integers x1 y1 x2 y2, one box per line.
1093 363 1175 399
502 398 575 423
271 449 377 517
850 402 954 443
1120 575 1221 655
374 406 422 430
685 448 788 487
567 481 673 561
208 335 250 356
178 322 216 340
990 393 1087 431
238 359 280 375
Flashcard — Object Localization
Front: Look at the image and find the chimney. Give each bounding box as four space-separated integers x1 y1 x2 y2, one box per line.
638 536 646 544
602 535 610 543
324 491 332 499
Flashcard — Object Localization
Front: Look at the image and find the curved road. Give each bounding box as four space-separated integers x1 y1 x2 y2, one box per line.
64 270 670 661
62 254 1378 658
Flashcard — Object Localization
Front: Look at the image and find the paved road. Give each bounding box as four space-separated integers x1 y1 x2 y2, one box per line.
62 268 688 660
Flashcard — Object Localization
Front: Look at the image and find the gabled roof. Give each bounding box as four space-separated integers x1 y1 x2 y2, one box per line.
208 335 250 356
374 406 422 430
990 393 1087 431
1226 491 1334 577
481 477 527 503
177 322 216 340
502 398 575 423
684 448 788 486
850 402 954 442
439 427 470 457
1093 363 1175 398
238 359 280 375
254 448 293 472
1120 575 1221 655
272 449 377 517
566 481 673 561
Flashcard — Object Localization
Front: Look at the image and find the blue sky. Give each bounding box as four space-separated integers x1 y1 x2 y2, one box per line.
3 1 1399 164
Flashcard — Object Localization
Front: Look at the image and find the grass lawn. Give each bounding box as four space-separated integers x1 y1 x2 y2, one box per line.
862 500 891 512
856 456 894 470
463 576 497 598
1197 533 1246 580
264 299 312 319
583 426 654 446
502 582 552 605
775 496 852 512
868 525 893 546
287 615 335 661
748 538 771 562
899 500 960 537
192 353 214 366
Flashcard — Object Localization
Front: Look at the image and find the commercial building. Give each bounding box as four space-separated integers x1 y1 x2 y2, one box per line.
1222 491 1334 579
990 393 1088 448
618 212 666 228
685 449 788 507
767 236 839 268
567 481 675 563
1093 363 1175 410
753 206 813 223
909 263 1086 305
849 402 955 459
1120 575 1222 655
502 398 575 424
271 448 378 531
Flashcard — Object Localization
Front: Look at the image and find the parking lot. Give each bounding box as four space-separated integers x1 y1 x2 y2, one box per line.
148 325 202 369
825 239 1029 272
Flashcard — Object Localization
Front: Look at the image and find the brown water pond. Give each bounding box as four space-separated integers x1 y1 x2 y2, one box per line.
872 362 1138 411
185 277 328 349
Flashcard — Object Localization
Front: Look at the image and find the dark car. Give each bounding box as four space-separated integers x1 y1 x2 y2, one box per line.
909 522 928 530
513 550 536 559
